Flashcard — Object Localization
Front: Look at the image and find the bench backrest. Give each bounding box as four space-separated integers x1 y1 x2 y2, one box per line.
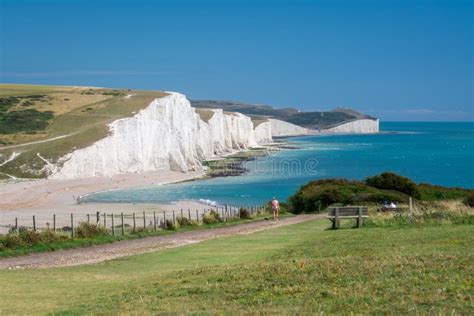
328 206 368 216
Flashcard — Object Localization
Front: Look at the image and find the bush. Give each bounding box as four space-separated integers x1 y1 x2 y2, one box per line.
1 234 27 248
463 193 474 207
239 208 251 219
364 211 474 228
0 109 54 134
419 183 472 201
0 230 65 250
287 177 411 214
203 210 222 224
365 172 420 199
165 219 179 230
75 222 109 238
176 216 198 227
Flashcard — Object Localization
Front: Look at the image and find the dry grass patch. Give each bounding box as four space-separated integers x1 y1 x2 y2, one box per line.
195 108 215 123
10 92 112 115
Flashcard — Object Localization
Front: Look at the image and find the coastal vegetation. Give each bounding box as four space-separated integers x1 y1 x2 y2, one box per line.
0 217 472 314
288 172 473 213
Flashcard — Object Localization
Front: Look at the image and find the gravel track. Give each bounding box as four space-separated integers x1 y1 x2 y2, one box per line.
0 214 323 269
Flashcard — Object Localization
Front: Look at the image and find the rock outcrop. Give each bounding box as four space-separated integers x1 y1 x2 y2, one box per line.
323 119 379 134
51 92 272 179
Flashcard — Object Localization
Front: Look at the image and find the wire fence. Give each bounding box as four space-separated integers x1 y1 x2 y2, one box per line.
1 204 268 237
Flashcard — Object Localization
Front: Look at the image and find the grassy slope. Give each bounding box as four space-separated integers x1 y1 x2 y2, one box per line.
0 84 167 178
0 220 472 314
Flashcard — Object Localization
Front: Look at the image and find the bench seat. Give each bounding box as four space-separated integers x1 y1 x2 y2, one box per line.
326 215 369 219
327 206 369 229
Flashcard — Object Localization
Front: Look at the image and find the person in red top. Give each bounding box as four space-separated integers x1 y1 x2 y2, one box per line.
271 197 280 221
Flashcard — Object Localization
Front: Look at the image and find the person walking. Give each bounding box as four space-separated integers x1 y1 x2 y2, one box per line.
272 197 280 221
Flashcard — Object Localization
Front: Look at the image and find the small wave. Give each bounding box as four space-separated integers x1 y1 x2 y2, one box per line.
199 198 218 206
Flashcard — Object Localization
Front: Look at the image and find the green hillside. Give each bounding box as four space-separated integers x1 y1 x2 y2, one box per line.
0 219 471 314
191 100 376 129
0 84 166 179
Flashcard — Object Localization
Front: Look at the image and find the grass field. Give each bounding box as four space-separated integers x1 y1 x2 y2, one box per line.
0 219 472 314
0 84 167 178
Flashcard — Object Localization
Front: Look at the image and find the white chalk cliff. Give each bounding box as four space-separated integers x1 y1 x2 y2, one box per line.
269 119 309 137
50 92 272 179
48 92 378 179
323 119 379 134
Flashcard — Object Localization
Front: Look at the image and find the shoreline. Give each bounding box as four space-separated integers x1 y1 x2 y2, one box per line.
0 170 209 228
0 142 284 229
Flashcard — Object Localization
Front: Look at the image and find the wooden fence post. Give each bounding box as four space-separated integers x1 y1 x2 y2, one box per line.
87 214 90 224
334 207 339 229
357 206 362 228
172 210 176 226
33 215 36 231
121 213 125 235
53 214 56 232
143 211 146 229
188 209 191 220
103 213 107 227
153 211 157 231
132 213 136 232
196 209 199 223
163 211 167 229
111 214 115 236
409 197 413 216
180 209 183 218
15 217 18 233
71 213 74 237
96 212 100 225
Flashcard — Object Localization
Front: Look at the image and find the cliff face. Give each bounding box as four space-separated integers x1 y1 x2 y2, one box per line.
50 92 272 179
323 119 379 134
269 119 309 137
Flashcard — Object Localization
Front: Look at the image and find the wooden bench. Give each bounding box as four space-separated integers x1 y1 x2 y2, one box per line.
326 206 369 229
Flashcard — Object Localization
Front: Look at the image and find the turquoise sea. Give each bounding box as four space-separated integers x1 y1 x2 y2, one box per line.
84 122 474 205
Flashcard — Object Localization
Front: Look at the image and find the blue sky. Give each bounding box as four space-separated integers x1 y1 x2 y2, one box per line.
1 0 472 121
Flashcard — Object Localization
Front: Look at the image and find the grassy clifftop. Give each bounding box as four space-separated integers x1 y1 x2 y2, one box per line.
0 84 167 178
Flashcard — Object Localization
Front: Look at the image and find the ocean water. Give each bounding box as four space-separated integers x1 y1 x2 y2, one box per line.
84 122 474 205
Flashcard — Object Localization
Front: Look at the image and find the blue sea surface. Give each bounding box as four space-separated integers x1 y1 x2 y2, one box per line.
84 122 474 205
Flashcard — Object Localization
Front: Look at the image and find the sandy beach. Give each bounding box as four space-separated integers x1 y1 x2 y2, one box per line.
0 170 213 232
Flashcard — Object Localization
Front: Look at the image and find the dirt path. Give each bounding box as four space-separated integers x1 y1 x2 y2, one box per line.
0 133 76 150
0 214 323 269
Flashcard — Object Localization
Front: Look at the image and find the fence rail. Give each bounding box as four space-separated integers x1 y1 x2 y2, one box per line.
1 204 268 236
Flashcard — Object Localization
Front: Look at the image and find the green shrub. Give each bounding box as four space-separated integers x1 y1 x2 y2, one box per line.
463 193 474 207
239 208 251 219
0 109 54 134
1 234 27 248
165 219 179 230
365 172 420 198
418 183 472 201
75 222 109 238
202 210 222 224
287 176 421 214
0 230 66 250
176 216 198 227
